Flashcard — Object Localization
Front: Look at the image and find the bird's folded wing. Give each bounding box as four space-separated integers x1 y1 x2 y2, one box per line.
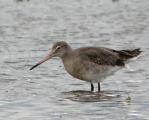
77 47 125 66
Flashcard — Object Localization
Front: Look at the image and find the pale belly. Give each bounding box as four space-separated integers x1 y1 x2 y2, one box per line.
63 58 122 83
83 65 121 83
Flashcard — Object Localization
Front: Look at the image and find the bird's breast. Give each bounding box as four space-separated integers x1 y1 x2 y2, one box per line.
62 57 86 80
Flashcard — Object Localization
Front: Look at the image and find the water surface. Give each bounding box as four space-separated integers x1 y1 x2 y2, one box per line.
0 0 149 119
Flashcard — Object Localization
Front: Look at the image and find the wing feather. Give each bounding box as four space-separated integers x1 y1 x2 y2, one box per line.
76 47 125 66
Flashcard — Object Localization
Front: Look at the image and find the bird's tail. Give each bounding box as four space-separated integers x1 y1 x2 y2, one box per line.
116 48 142 60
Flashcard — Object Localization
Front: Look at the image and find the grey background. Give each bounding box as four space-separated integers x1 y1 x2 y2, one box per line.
0 0 149 119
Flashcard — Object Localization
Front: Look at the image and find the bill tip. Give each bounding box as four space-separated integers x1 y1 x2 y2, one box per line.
29 63 40 70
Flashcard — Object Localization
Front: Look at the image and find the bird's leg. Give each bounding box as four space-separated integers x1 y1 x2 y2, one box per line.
91 82 94 92
98 82 101 92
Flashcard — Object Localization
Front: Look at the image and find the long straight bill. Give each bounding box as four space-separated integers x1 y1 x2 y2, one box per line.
30 53 53 70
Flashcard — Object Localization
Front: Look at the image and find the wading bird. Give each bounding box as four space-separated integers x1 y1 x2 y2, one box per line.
30 41 141 92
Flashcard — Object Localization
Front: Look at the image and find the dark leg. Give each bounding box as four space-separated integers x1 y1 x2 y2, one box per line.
98 82 101 92
91 83 94 92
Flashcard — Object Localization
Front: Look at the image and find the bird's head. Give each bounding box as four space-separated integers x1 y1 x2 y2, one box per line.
30 41 71 70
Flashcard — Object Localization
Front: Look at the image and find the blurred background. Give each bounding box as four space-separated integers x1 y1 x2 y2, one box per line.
0 0 149 119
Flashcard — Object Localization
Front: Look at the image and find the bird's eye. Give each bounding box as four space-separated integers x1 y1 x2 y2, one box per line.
56 46 61 50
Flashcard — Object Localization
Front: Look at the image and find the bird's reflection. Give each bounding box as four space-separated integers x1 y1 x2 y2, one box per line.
15 0 30 2
63 90 122 102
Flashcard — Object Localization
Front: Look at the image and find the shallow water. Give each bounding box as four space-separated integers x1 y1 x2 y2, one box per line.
0 0 149 119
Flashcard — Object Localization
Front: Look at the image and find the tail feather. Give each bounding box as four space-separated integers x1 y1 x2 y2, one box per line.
116 48 142 60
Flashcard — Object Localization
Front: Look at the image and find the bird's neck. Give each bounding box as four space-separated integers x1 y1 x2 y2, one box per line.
61 47 74 61
61 48 75 75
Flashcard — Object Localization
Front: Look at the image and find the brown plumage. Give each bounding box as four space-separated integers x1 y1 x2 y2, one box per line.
76 47 125 67
113 48 142 60
30 41 142 92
